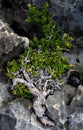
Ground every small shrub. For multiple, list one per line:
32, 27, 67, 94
6, 2, 73, 98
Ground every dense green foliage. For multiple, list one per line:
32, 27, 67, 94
6, 2, 73, 98
12, 83, 33, 99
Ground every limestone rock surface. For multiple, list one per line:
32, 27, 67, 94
0, 0, 83, 37
49, 0, 83, 37
64, 36, 83, 70
0, 20, 29, 66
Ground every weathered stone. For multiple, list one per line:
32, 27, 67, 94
0, 98, 55, 130
64, 37, 83, 71
70, 85, 83, 113
76, 36, 83, 47
1, 0, 47, 23
46, 91, 61, 124
46, 84, 76, 129
49, 0, 83, 38
0, 81, 13, 107
46, 78, 82, 129
69, 113, 83, 130
69, 85, 83, 130
0, 114, 16, 130
0, 19, 29, 66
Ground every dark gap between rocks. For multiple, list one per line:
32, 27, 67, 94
67, 71, 81, 88
76, 58, 80, 63
79, 6, 83, 13
2, 0, 11, 8
10, 20, 43, 40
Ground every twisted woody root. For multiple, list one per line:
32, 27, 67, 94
12, 69, 62, 126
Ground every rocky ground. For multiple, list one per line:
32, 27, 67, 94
0, 0, 83, 130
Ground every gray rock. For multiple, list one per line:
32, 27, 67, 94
46, 91, 62, 123
0, 82, 13, 107
69, 113, 83, 130
0, 0, 47, 23
70, 85, 83, 113
49, 0, 83, 37
76, 36, 83, 47
0, 19, 29, 66
0, 98, 55, 130
46, 84, 76, 129
68, 85, 83, 130
0, 114, 16, 130
46, 84, 83, 130
64, 36, 83, 71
